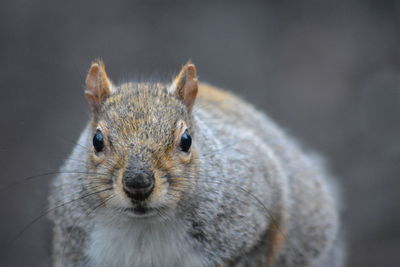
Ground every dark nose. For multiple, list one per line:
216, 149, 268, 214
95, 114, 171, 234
123, 171, 155, 201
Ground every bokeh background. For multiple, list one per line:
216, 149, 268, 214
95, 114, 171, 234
0, 0, 399, 266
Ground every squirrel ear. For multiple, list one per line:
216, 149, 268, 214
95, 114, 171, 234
85, 60, 113, 109
168, 62, 198, 111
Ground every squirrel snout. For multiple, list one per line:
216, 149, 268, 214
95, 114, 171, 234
122, 170, 155, 201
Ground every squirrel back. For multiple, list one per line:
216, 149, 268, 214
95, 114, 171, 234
49, 61, 344, 267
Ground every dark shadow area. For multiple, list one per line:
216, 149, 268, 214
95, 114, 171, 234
0, 0, 399, 266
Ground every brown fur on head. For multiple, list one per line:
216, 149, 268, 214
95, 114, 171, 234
84, 60, 199, 217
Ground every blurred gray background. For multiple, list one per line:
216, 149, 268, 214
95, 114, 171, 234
0, 0, 399, 266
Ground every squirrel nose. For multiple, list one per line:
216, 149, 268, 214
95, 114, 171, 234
122, 172, 155, 201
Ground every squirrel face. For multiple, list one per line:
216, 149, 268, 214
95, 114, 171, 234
84, 61, 199, 218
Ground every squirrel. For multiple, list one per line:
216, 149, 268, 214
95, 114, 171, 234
49, 60, 345, 267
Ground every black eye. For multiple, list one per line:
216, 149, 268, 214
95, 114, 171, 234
93, 129, 105, 153
180, 129, 192, 153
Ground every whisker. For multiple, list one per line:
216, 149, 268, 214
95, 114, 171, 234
0, 170, 112, 193
11, 187, 113, 244
61, 194, 116, 266
174, 175, 304, 258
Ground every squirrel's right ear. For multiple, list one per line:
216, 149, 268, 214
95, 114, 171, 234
85, 60, 114, 110
168, 62, 198, 112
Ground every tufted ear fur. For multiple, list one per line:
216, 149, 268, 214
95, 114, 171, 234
85, 60, 114, 111
168, 62, 198, 111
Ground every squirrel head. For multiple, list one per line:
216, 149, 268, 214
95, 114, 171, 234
84, 60, 199, 218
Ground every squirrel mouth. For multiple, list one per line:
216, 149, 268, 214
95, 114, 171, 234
123, 205, 156, 218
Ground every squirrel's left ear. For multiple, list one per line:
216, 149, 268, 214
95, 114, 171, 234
85, 60, 114, 111
168, 62, 198, 111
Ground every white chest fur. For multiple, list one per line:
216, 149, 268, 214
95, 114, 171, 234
87, 213, 208, 267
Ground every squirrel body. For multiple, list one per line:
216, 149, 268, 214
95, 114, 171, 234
49, 62, 344, 267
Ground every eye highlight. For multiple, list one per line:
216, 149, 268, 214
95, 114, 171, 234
180, 129, 192, 153
93, 129, 105, 153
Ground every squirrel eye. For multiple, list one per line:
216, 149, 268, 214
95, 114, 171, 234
93, 129, 105, 153
180, 130, 192, 153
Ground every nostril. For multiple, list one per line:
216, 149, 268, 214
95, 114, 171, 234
125, 174, 152, 189
123, 173, 155, 200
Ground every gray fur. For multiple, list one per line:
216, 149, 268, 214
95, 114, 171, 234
49, 81, 344, 267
